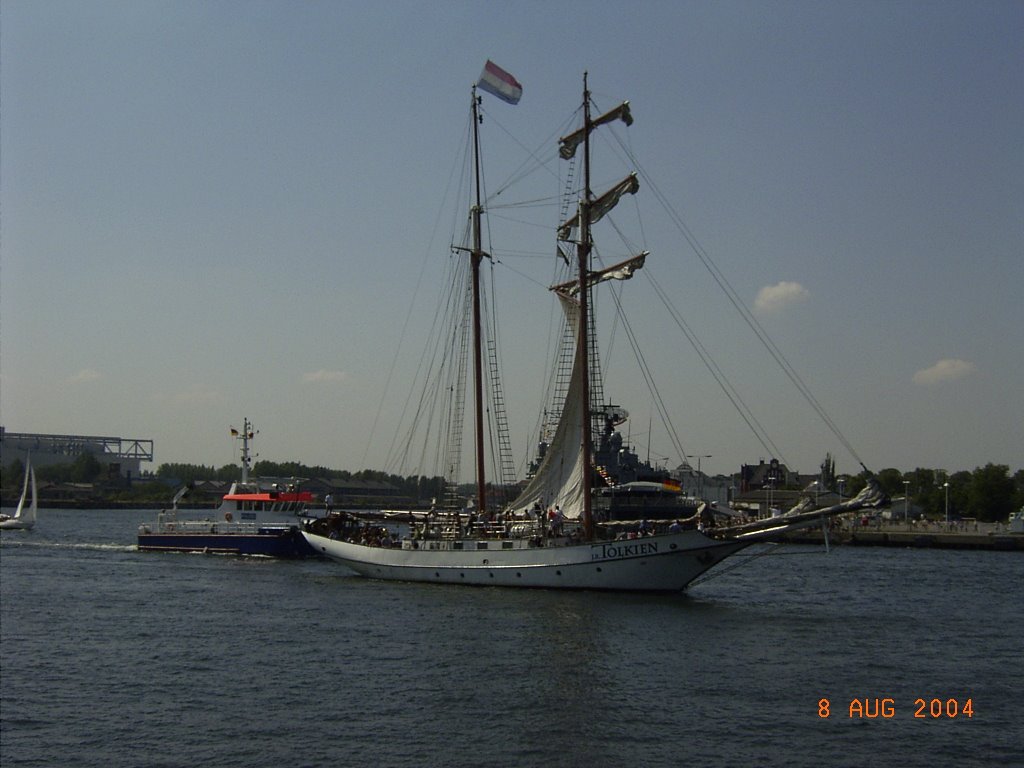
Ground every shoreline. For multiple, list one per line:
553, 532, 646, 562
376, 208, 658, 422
784, 524, 1023, 551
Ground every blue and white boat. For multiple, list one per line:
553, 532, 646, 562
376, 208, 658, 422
137, 420, 316, 558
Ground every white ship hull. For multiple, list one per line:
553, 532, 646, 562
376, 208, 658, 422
303, 530, 748, 592
0, 518, 35, 530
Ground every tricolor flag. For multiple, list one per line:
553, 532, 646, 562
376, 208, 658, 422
477, 60, 522, 105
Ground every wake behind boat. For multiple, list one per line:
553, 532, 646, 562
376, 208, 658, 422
0, 456, 37, 531
138, 420, 316, 558
304, 67, 884, 591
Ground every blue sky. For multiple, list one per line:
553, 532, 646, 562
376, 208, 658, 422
2, 0, 1021, 480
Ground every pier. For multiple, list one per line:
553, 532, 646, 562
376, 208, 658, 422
784, 521, 1023, 551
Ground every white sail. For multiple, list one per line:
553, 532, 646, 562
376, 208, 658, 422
507, 294, 588, 519
550, 252, 647, 296
558, 101, 633, 159
513, 252, 649, 518
16, 460, 37, 525
23, 465, 37, 525
557, 173, 640, 242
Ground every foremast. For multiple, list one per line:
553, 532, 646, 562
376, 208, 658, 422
470, 87, 488, 516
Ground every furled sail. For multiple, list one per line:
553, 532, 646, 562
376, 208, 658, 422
507, 294, 588, 519
558, 101, 633, 159
551, 252, 648, 296
557, 173, 640, 241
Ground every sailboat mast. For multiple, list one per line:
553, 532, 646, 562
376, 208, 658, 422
578, 74, 594, 539
470, 88, 488, 515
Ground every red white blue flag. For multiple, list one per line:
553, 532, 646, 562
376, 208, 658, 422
477, 60, 522, 105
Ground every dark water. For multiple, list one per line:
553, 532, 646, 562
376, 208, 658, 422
1, 509, 1021, 767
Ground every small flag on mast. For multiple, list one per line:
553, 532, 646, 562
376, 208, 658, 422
477, 60, 522, 105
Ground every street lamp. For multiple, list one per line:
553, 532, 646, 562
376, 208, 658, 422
686, 454, 712, 499
903, 480, 910, 526
837, 478, 845, 504
811, 480, 820, 506
944, 482, 950, 526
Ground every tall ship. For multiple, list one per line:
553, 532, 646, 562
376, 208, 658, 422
304, 66, 883, 590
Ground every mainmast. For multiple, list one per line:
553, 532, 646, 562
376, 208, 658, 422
470, 88, 488, 516
577, 74, 595, 539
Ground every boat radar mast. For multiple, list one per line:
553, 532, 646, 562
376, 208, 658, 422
231, 418, 257, 485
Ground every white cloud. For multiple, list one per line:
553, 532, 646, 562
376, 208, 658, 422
913, 358, 976, 386
303, 369, 348, 383
754, 281, 809, 313
68, 368, 102, 384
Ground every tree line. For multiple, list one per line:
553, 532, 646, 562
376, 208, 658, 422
5, 453, 108, 485
153, 461, 447, 502
0, 457, 447, 504
868, 464, 1022, 523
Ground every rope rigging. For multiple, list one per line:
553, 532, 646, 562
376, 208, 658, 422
374, 89, 872, 498
608, 130, 870, 474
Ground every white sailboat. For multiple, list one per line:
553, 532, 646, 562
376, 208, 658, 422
1, 458, 38, 531
304, 69, 883, 591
